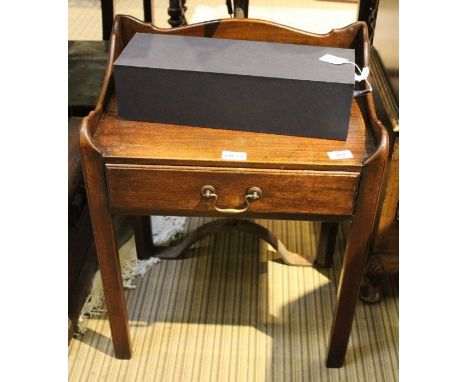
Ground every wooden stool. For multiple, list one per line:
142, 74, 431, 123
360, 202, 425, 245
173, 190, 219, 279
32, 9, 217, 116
80, 15, 388, 368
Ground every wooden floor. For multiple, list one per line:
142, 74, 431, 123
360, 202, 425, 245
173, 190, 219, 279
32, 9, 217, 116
68, 217, 398, 381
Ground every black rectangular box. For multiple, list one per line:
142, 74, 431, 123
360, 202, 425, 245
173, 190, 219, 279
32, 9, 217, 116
114, 33, 355, 140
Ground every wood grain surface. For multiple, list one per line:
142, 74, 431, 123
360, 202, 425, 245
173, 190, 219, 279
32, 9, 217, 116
95, 97, 374, 172
106, 164, 360, 217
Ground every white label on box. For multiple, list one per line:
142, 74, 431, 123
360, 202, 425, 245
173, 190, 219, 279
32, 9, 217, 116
327, 150, 354, 160
221, 150, 247, 161
319, 54, 350, 65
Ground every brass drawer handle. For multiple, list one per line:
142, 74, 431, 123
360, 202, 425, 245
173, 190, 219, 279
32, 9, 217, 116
201, 185, 262, 214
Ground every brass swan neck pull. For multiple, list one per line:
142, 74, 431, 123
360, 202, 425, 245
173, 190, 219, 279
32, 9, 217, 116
201, 185, 262, 214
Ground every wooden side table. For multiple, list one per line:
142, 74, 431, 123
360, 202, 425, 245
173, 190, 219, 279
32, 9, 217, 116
80, 15, 389, 368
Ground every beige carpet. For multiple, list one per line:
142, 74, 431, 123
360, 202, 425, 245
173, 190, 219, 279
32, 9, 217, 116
68, 217, 398, 381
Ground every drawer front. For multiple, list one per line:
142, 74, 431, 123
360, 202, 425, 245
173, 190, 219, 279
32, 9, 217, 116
106, 164, 359, 217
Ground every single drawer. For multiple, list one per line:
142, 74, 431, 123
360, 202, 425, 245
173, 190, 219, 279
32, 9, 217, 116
106, 164, 360, 217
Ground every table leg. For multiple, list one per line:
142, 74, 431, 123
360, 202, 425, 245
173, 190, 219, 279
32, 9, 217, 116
314, 222, 338, 268
94, 210, 131, 359
81, 134, 132, 359
325, 153, 387, 367
325, 211, 372, 367
133, 216, 154, 260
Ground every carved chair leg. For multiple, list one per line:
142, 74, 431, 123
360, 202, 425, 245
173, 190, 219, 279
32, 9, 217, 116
233, 0, 249, 18
314, 222, 338, 268
168, 0, 186, 27
133, 215, 154, 260
360, 253, 399, 304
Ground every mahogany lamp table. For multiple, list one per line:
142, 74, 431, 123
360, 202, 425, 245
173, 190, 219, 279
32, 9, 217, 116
80, 15, 389, 368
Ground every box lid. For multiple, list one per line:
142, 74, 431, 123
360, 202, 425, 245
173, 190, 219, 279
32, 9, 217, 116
114, 33, 355, 85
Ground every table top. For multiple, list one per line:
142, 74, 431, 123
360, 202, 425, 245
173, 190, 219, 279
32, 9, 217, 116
94, 96, 375, 172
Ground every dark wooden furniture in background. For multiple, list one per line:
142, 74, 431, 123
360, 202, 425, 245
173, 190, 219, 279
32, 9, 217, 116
80, 15, 388, 367
228, 0, 250, 18
167, 0, 188, 26
69, 41, 109, 117
357, 0, 380, 42
101, 0, 190, 38
101, 0, 115, 40
358, 0, 399, 303
143, 0, 153, 23
73, 0, 245, 115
